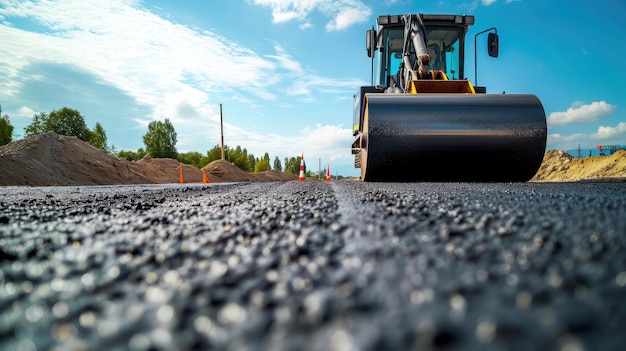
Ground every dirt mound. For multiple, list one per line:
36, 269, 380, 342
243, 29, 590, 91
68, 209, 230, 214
532, 149, 626, 182
0, 132, 298, 186
0, 132, 152, 186
133, 156, 203, 183
260, 169, 299, 181
200, 159, 254, 183
200, 160, 296, 183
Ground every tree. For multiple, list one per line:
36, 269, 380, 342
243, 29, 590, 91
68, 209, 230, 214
178, 151, 209, 169
273, 156, 282, 171
117, 148, 146, 161
229, 145, 250, 171
24, 112, 47, 138
248, 154, 256, 172
0, 105, 14, 146
143, 118, 177, 159
251, 152, 277, 173
284, 155, 303, 174
23, 107, 109, 151
254, 158, 271, 173
89, 122, 108, 151
206, 144, 223, 163
25, 107, 91, 141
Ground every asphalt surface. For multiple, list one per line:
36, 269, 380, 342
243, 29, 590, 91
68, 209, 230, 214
1, 180, 625, 351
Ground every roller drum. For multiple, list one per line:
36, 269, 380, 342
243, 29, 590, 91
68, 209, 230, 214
360, 94, 547, 182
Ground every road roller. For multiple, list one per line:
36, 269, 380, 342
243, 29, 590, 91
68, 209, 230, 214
352, 14, 547, 181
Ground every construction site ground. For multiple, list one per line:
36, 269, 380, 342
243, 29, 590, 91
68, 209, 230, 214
0, 132, 624, 186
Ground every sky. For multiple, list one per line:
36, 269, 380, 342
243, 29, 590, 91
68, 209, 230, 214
1, 0, 625, 176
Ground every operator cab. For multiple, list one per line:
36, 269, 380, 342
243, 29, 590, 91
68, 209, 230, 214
366, 14, 474, 90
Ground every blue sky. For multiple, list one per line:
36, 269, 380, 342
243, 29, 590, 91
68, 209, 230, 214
1, 0, 624, 176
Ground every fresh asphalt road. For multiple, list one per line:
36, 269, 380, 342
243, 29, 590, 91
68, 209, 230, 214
1, 181, 625, 351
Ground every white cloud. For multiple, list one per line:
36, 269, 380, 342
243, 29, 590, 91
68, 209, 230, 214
460, 0, 520, 11
0, 1, 279, 110
0, 1, 363, 122
547, 122, 626, 151
591, 122, 626, 140
547, 101, 616, 126
252, 0, 371, 31
265, 45, 304, 75
548, 133, 587, 144
15, 106, 36, 119
221, 122, 354, 168
325, 5, 371, 31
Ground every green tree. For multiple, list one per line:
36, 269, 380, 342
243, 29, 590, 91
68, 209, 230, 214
206, 144, 224, 163
248, 154, 256, 172
117, 148, 146, 161
23, 107, 108, 150
273, 156, 282, 171
254, 158, 271, 173
25, 107, 91, 141
284, 156, 303, 174
24, 112, 46, 138
89, 122, 108, 151
178, 151, 209, 169
143, 118, 177, 159
284, 157, 295, 174
0, 106, 14, 145
229, 145, 249, 171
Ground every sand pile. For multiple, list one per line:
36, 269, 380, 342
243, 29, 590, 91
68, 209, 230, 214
133, 156, 203, 183
0, 132, 297, 186
200, 160, 297, 183
532, 149, 626, 182
0, 132, 152, 186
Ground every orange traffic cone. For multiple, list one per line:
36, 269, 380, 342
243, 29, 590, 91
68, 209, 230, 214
299, 153, 305, 182
326, 164, 331, 181
203, 172, 211, 184
179, 163, 184, 184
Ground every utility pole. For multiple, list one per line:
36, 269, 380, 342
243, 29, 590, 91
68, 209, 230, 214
220, 103, 225, 160
318, 158, 321, 180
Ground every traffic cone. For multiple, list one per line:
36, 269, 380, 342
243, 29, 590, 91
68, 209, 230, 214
203, 171, 211, 184
299, 153, 305, 182
179, 163, 184, 184
326, 164, 331, 181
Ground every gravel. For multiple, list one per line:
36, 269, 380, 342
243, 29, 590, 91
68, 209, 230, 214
1, 181, 625, 351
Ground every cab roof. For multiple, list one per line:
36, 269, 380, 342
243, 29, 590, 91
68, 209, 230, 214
377, 14, 475, 27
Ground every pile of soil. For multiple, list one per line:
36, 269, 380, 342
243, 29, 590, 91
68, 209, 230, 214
133, 156, 203, 183
531, 149, 626, 182
0, 132, 152, 186
0, 132, 297, 186
200, 160, 297, 183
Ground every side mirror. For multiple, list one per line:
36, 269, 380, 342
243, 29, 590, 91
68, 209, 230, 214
366, 29, 376, 58
488, 32, 499, 58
